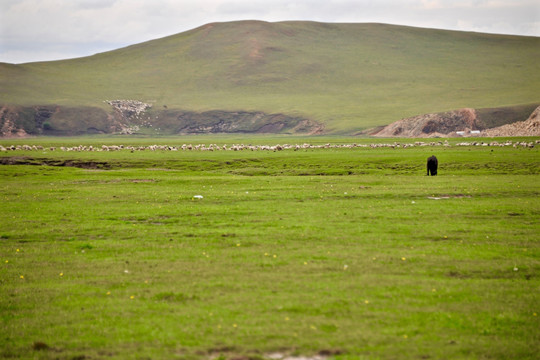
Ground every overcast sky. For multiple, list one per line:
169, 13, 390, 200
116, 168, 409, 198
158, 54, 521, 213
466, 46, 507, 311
0, 0, 538, 64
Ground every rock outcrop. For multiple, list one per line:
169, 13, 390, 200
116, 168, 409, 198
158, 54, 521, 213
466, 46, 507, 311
171, 110, 324, 135
370, 105, 540, 138
371, 108, 479, 138
0, 105, 111, 137
105, 100, 152, 120
0, 106, 28, 137
0, 101, 324, 137
481, 106, 540, 137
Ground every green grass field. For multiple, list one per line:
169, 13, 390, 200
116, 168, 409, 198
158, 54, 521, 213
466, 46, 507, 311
1, 136, 539, 359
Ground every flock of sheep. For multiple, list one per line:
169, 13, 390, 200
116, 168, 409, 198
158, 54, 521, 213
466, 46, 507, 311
0, 140, 538, 153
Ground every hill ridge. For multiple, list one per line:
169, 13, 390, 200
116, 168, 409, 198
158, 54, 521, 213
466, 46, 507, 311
1, 21, 539, 136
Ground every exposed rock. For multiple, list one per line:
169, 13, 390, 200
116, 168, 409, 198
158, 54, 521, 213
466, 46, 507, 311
0, 106, 28, 137
105, 100, 152, 119
370, 105, 540, 138
105, 100, 152, 134
0, 109, 20, 137
102, 101, 324, 135
371, 108, 479, 138
0, 105, 112, 137
168, 110, 324, 134
0, 101, 323, 136
481, 106, 540, 137
34, 107, 54, 129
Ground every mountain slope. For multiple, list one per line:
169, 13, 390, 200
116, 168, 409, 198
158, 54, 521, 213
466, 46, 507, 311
1, 21, 539, 135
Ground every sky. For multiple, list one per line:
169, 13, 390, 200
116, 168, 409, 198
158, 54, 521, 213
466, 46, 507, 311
0, 0, 538, 64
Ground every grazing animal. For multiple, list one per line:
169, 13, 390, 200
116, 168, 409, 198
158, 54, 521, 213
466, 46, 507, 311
427, 155, 438, 176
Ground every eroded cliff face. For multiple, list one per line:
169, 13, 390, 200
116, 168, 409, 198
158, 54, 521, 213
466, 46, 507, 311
0, 101, 324, 137
369, 105, 540, 138
0, 105, 112, 137
2, 100, 537, 138
0, 107, 28, 137
371, 108, 480, 138
481, 106, 540, 137
160, 109, 324, 135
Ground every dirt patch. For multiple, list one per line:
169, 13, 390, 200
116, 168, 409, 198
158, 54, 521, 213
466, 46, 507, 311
266, 350, 342, 360
130, 179, 157, 183
206, 349, 338, 360
0, 156, 111, 169
427, 194, 472, 200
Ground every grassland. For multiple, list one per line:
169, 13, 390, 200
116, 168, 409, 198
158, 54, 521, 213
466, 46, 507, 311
0, 136, 539, 359
1, 21, 539, 133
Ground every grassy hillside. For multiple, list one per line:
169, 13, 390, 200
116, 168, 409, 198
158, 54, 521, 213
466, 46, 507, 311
1, 21, 539, 134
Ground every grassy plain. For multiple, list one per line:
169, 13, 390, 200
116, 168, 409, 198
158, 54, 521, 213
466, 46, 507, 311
1, 137, 539, 360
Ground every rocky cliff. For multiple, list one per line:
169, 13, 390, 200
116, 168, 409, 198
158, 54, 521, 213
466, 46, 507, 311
370, 108, 478, 138
0, 100, 323, 137
481, 106, 540, 137
159, 109, 324, 135
369, 104, 540, 138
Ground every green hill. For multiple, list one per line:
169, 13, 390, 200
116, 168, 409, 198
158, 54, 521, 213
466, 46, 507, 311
1, 21, 539, 135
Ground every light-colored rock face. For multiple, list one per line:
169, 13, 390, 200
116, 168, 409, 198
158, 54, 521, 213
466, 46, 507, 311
105, 100, 152, 119
371, 106, 540, 138
481, 106, 540, 137
371, 108, 479, 138
0, 106, 27, 137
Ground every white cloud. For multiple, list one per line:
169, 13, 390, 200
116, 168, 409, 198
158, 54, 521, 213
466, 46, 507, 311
420, 0, 539, 9
1, 0, 538, 63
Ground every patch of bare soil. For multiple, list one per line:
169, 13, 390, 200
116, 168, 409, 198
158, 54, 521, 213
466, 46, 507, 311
0, 156, 111, 169
206, 348, 341, 360
130, 179, 157, 183
265, 350, 342, 360
428, 194, 472, 200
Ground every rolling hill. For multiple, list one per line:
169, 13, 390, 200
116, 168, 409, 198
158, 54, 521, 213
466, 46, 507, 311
1, 20, 539, 136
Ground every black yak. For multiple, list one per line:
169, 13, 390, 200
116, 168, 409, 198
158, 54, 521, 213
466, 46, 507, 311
427, 155, 438, 176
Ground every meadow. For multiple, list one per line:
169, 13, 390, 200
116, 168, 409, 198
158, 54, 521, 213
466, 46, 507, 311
1, 136, 539, 360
